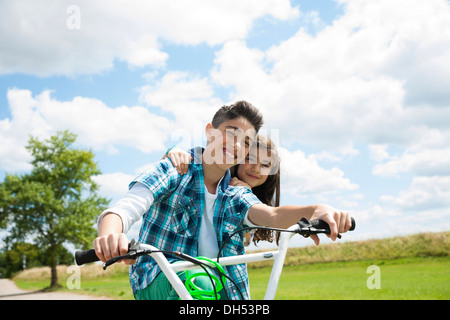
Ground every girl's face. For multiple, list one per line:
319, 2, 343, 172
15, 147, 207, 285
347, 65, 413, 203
236, 150, 272, 188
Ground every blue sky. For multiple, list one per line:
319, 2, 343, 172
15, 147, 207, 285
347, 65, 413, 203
1, 0, 450, 248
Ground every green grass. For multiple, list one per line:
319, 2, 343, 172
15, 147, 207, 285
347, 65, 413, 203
13, 263, 135, 300
248, 256, 450, 300
13, 276, 134, 300
68, 274, 134, 299
12, 232, 450, 300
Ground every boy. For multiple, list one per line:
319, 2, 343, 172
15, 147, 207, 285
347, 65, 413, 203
95, 101, 352, 299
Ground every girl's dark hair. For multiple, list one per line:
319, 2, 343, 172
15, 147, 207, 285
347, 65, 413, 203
251, 169, 281, 245
231, 135, 282, 245
211, 101, 264, 133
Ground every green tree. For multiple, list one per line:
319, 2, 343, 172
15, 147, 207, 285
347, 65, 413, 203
0, 131, 109, 288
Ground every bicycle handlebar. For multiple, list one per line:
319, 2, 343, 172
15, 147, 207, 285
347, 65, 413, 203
74, 217, 356, 266
74, 239, 139, 266
297, 217, 356, 239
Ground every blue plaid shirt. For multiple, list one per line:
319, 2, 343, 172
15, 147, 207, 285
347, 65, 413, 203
129, 147, 261, 300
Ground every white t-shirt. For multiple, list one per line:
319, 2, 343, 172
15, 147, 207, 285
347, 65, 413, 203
198, 183, 220, 258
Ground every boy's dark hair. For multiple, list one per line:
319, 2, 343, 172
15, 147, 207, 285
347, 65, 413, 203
212, 101, 264, 133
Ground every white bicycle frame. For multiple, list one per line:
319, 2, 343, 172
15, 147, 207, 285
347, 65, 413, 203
138, 223, 300, 300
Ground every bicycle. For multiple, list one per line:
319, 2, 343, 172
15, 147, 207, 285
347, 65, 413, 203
75, 217, 356, 300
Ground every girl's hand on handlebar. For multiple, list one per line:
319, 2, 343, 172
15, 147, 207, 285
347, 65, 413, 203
93, 232, 136, 265
310, 204, 352, 245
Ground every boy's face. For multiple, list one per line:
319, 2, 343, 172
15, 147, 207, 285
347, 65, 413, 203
204, 117, 257, 170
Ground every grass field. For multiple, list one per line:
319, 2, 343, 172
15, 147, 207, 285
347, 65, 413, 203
13, 263, 135, 300
11, 232, 450, 300
248, 257, 449, 300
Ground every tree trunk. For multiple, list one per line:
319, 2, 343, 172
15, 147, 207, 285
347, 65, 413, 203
50, 262, 58, 288
50, 242, 59, 288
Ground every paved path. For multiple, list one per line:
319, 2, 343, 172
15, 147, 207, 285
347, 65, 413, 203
0, 279, 111, 300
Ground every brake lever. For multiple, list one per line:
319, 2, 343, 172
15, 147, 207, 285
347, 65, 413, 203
102, 239, 150, 270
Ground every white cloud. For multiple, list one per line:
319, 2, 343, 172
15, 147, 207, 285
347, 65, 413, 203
369, 144, 390, 162
139, 71, 225, 148
140, 71, 222, 120
353, 205, 402, 224
351, 204, 450, 240
0, 89, 51, 172
37, 90, 174, 154
0, 0, 299, 76
93, 162, 161, 200
373, 148, 450, 177
373, 127, 450, 177
123, 34, 169, 68
0, 88, 174, 172
278, 147, 358, 197
93, 172, 135, 199
395, 208, 450, 233
211, 0, 450, 157
334, 193, 364, 208
381, 176, 450, 211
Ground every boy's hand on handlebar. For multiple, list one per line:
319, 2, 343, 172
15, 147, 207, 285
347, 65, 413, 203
310, 204, 352, 245
93, 233, 135, 265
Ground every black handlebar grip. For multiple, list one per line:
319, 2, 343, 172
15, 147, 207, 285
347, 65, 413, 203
75, 249, 100, 266
310, 217, 356, 232
309, 219, 331, 232
349, 217, 356, 231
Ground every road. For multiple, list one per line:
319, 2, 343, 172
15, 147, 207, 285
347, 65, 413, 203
0, 279, 111, 300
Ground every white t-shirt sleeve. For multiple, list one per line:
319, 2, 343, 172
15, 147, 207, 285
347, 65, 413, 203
236, 187, 262, 228
244, 211, 258, 228
97, 182, 154, 234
